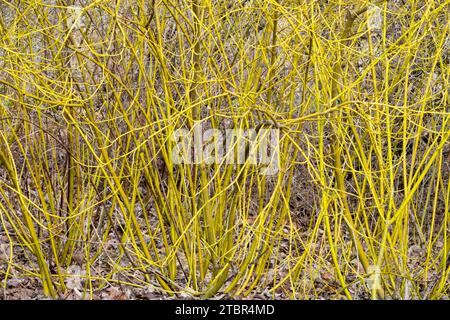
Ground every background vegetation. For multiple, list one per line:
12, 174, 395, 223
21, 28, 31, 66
0, 0, 449, 299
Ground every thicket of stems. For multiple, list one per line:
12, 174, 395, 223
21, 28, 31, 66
0, 0, 448, 299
